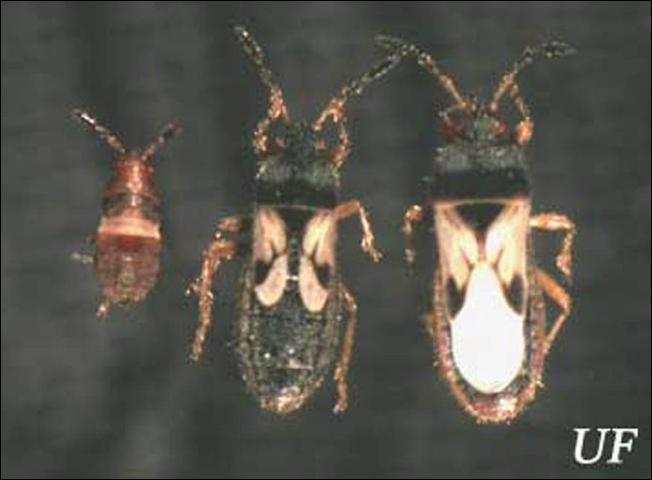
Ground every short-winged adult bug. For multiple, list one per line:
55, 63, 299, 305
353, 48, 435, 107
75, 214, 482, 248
186, 26, 401, 414
378, 36, 577, 423
70, 109, 181, 318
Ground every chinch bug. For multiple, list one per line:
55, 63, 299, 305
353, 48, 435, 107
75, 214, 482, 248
187, 26, 401, 414
71, 109, 181, 318
378, 36, 577, 423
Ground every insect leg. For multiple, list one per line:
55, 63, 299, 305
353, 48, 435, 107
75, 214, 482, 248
334, 200, 382, 262
333, 283, 358, 414
71, 251, 94, 265
536, 268, 572, 354
71, 235, 95, 265
71, 240, 112, 318
69, 109, 126, 155
401, 204, 426, 268
187, 215, 244, 361
96, 298, 111, 319
530, 212, 576, 280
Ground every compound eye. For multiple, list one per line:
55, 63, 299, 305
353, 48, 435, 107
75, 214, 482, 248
514, 120, 533, 146
314, 117, 339, 151
437, 116, 465, 140
492, 119, 507, 136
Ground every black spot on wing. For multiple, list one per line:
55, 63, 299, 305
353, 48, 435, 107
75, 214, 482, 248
503, 274, 525, 314
446, 277, 466, 317
315, 263, 331, 287
255, 260, 272, 286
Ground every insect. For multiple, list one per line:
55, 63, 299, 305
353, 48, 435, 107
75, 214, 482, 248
377, 36, 577, 423
70, 109, 181, 318
187, 26, 401, 414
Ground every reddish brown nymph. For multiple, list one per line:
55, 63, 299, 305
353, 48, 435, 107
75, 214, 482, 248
70, 109, 181, 318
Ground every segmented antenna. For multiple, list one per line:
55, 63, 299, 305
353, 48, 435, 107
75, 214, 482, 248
375, 35, 472, 114
70, 109, 126, 155
314, 52, 402, 129
142, 123, 182, 160
489, 41, 575, 114
327, 53, 402, 110
233, 25, 289, 156
233, 26, 285, 101
312, 51, 402, 168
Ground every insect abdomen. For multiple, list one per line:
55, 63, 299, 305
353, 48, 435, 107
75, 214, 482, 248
94, 233, 161, 303
235, 259, 341, 414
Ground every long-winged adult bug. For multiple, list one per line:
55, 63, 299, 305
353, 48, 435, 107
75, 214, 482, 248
186, 26, 401, 414
70, 109, 181, 318
377, 36, 577, 423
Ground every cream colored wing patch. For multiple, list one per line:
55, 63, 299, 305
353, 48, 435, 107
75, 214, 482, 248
434, 204, 479, 291
298, 256, 329, 312
253, 207, 288, 306
255, 254, 288, 307
486, 200, 530, 288
253, 207, 287, 263
300, 210, 337, 312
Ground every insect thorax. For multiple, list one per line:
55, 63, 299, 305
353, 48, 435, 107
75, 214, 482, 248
255, 152, 339, 207
431, 141, 531, 201
103, 154, 160, 221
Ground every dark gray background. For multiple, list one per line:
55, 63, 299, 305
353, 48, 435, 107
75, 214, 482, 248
2, 2, 650, 478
